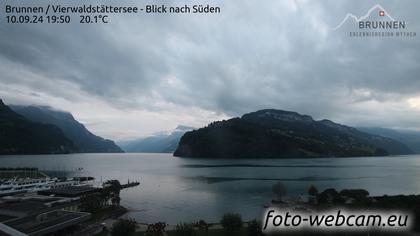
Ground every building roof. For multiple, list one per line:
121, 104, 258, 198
5, 210, 90, 236
0, 197, 75, 217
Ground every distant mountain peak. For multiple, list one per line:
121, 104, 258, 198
120, 125, 194, 153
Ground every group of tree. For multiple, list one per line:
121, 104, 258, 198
272, 181, 287, 202
145, 222, 167, 236
103, 179, 122, 206
111, 218, 137, 236
107, 213, 263, 236
80, 179, 122, 213
307, 185, 370, 205
171, 214, 262, 236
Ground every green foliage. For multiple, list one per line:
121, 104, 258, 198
145, 222, 166, 236
195, 220, 210, 232
308, 185, 318, 196
103, 179, 122, 206
80, 193, 104, 212
247, 219, 263, 236
173, 223, 198, 236
11, 104, 123, 153
272, 181, 287, 201
220, 213, 243, 232
339, 189, 369, 199
174, 109, 399, 158
0, 100, 77, 154
111, 218, 136, 236
104, 179, 122, 191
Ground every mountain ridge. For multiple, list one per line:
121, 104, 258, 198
11, 105, 123, 153
120, 125, 194, 153
0, 99, 77, 155
359, 127, 420, 154
174, 109, 413, 158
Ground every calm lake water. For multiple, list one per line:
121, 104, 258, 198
1, 153, 420, 223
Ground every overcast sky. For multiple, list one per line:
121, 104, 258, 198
1, 0, 419, 140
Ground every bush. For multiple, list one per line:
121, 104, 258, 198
308, 185, 318, 196
272, 181, 287, 201
339, 189, 369, 199
221, 213, 243, 232
247, 219, 263, 236
111, 218, 136, 236
174, 223, 198, 236
145, 222, 166, 236
195, 220, 210, 233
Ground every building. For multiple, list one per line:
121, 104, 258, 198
1, 210, 90, 236
0, 190, 97, 236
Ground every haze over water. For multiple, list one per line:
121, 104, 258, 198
1, 153, 420, 223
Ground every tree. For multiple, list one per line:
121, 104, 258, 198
111, 195, 121, 206
221, 213, 243, 233
103, 179, 122, 194
339, 189, 369, 199
247, 219, 263, 236
308, 185, 318, 196
174, 223, 198, 236
272, 181, 287, 202
111, 218, 136, 236
103, 179, 122, 206
145, 222, 166, 236
80, 193, 103, 212
196, 220, 210, 234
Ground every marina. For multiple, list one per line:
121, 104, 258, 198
0, 168, 94, 197
2, 153, 420, 224
0, 165, 140, 235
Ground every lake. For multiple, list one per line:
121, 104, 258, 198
1, 153, 420, 223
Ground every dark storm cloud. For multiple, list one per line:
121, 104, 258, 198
1, 0, 420, 133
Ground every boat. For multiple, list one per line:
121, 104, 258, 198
0, 177, 94, 197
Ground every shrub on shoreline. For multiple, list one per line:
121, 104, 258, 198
174, 223, 198, 236
111, 218, 136, 236
221, 213, 243, 233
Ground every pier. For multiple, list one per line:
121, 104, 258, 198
121, 181, 140, 189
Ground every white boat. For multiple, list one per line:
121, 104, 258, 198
0, 178, 50, 196
0, 177, 93, 197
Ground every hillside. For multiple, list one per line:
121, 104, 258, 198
359, 127, 420, 154
174, 109, 413, 158
11, 105, 123, 153
0, 99, 77, 155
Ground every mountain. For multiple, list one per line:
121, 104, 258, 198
359, 127, 420, 154
11, 105, 123, 153
174, 109, 413, 158
0, 99, 77, 154
120, 126, 194, 153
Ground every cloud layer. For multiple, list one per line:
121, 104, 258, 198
1, 0, 419, 139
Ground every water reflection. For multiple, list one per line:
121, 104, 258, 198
1, 153, 420, 223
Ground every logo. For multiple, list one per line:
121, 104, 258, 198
379, 10, 385, 17
330, 4, 416, 38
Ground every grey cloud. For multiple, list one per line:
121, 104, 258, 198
1, 0, 420, 134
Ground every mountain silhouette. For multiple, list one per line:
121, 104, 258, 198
174, 109, 413, 158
